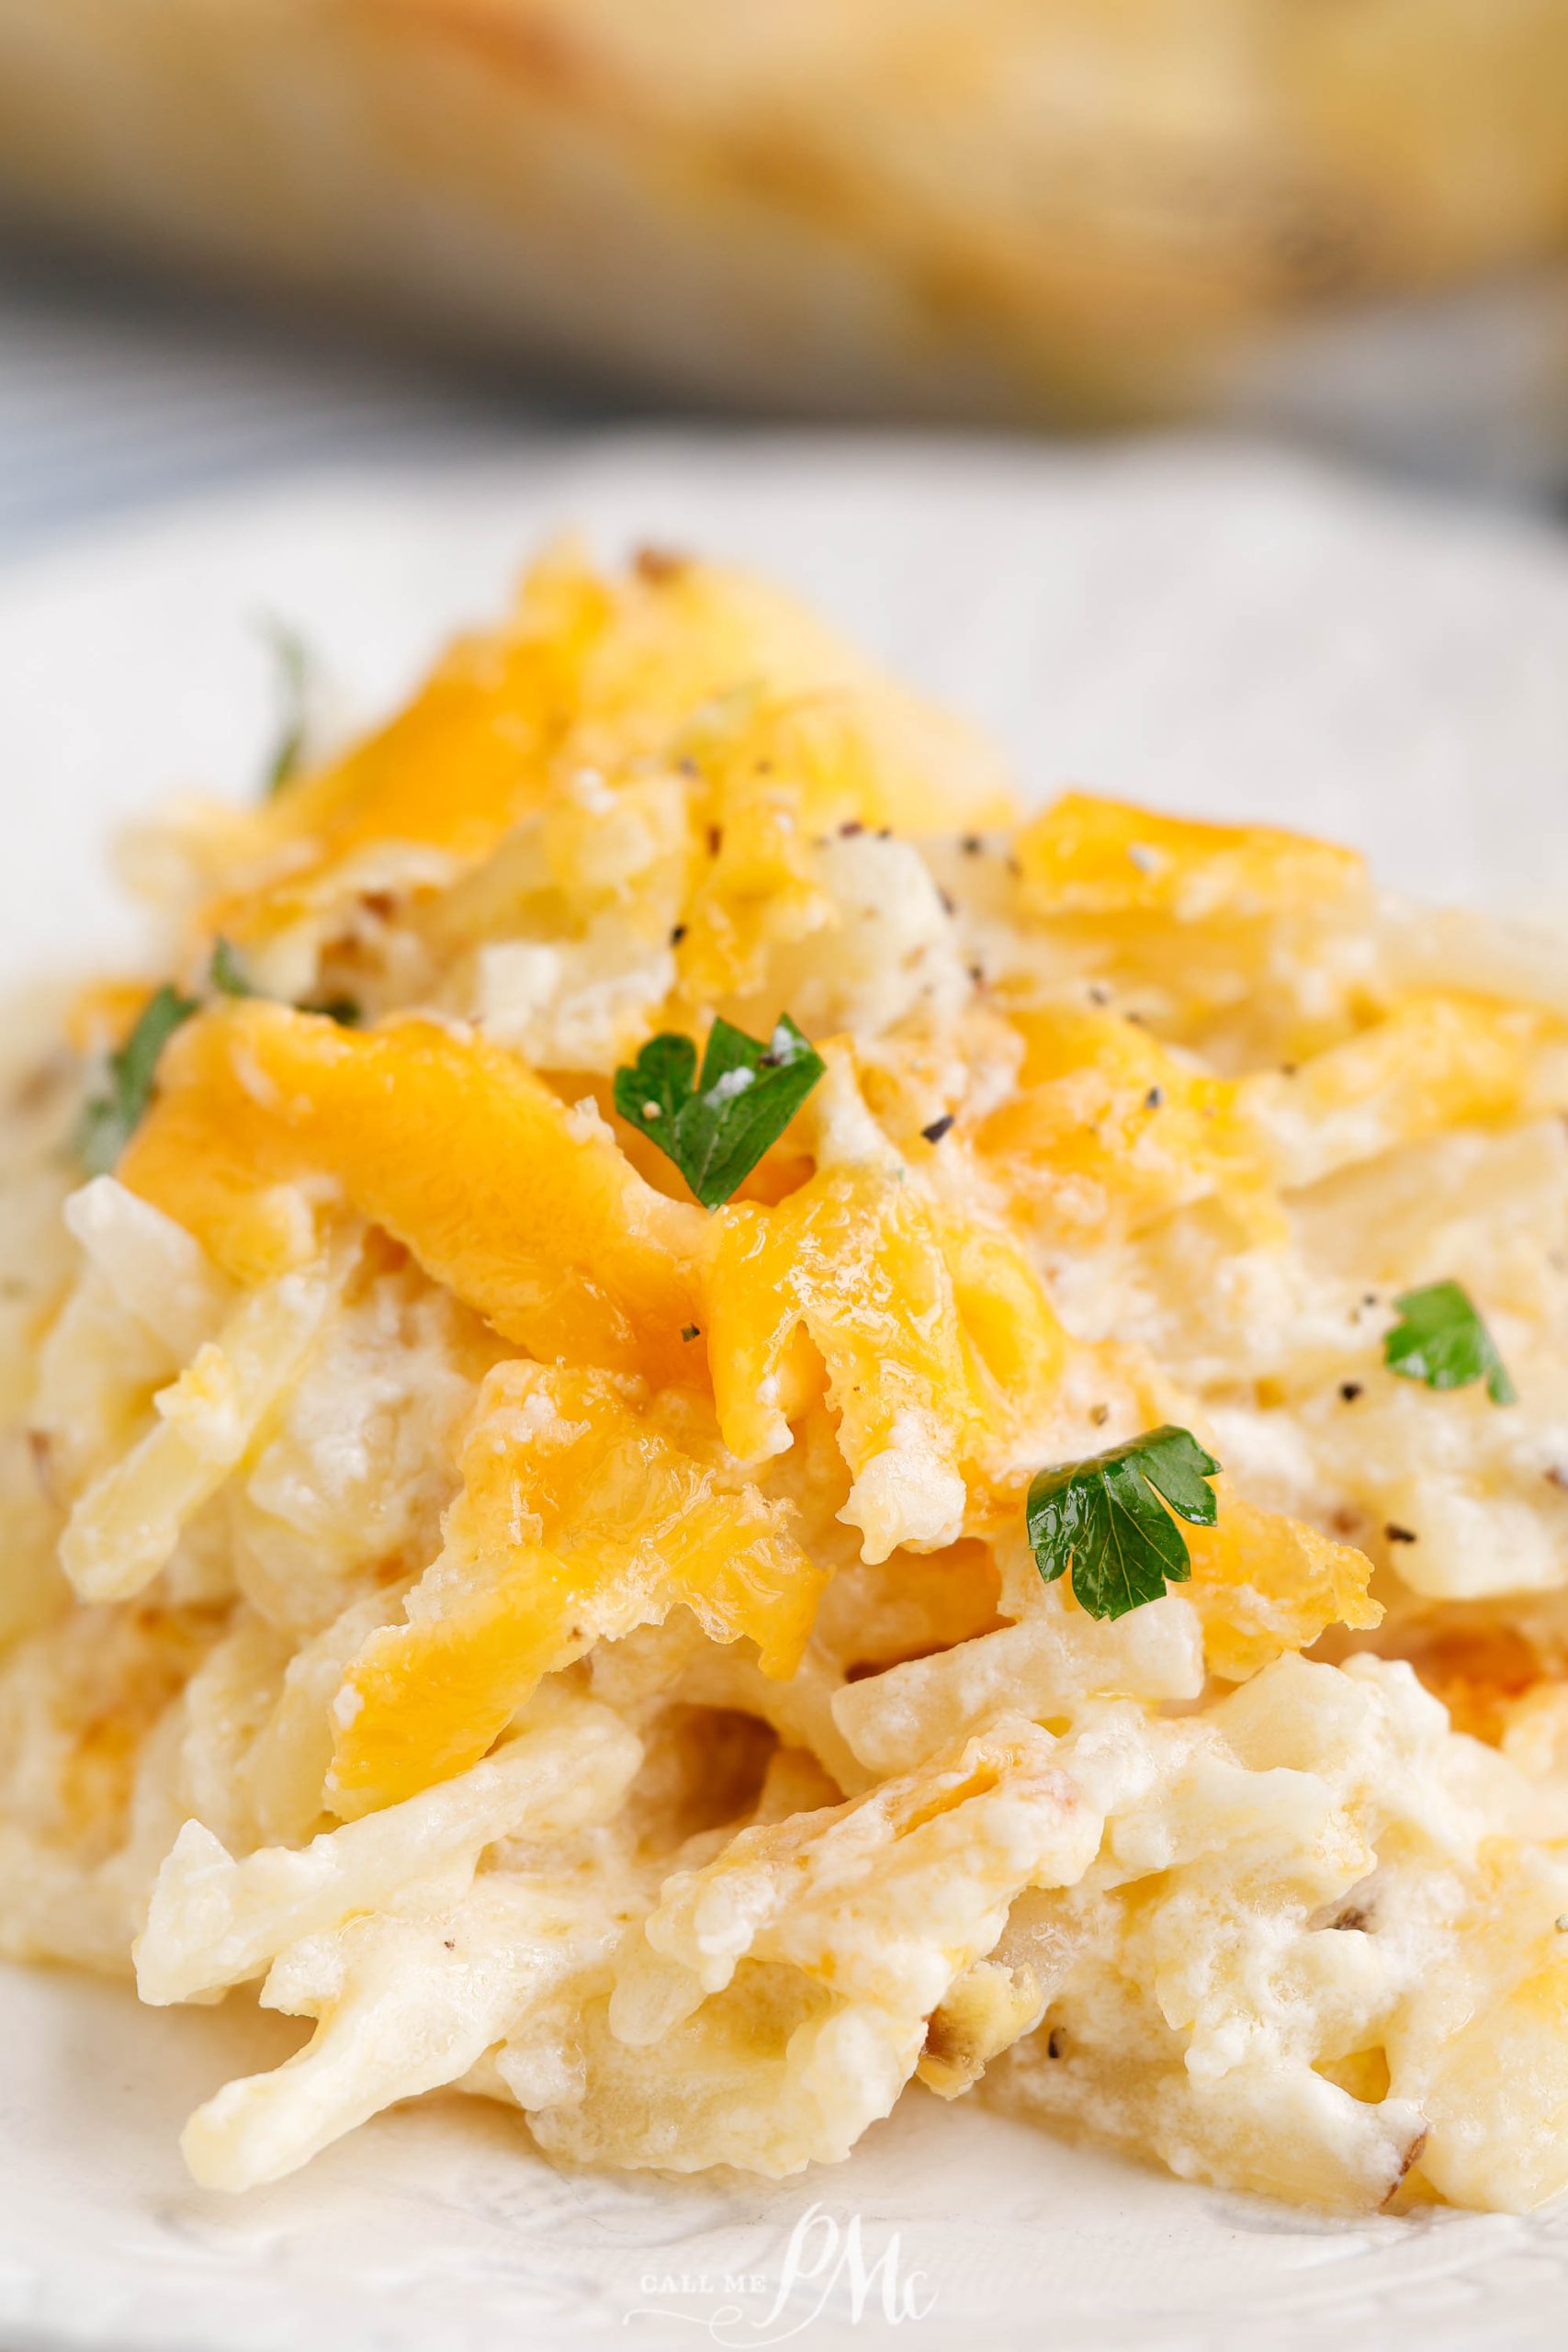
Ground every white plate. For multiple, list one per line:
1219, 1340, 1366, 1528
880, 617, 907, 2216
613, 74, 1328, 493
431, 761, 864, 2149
5, 435, 1568, 2352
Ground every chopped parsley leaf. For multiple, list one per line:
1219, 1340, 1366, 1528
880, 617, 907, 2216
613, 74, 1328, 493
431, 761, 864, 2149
75, 939, 368, 1175
257, 616, 315, 797
75, 984, 197, 1175
1026, 1424, 1221, 1621
1383, 1280, 1516, 1406
210, 938, 359, 1026
209, 936, 252, 997
613, 1014, 824, 1208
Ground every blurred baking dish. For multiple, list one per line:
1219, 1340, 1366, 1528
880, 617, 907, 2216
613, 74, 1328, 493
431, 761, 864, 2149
0, 0, 1566, 444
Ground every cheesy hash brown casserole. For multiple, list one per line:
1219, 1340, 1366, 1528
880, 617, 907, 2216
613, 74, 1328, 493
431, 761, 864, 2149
6, 543, 1568, 2215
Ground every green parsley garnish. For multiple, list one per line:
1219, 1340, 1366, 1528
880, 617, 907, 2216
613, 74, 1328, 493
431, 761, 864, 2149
209, 936, 252, 997
75, 984, 198, 1176
305, 995, 363, 1027
74, 943, 367, 1176
613, 1015, 825, 1209
257, 616, 314, 797
1026, 1424, 1221, 1621
1383, 1280, 1517, 1406
208, 939, 360, 1025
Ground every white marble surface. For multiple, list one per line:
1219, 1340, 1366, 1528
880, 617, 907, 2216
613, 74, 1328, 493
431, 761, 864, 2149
5, 437, 1568, 2350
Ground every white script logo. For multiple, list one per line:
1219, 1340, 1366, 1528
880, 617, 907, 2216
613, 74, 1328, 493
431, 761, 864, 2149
627, 2200, 936, 2344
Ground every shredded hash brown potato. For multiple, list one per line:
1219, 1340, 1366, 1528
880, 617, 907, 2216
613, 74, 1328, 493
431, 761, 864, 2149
8, 540, 1568, 2213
